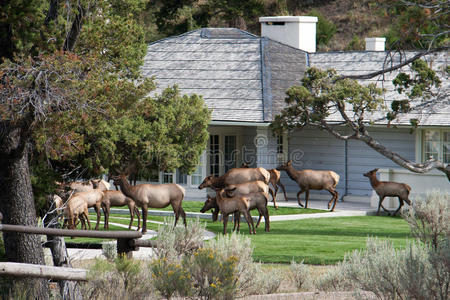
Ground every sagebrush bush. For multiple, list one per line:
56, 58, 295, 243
152, 217, 205, 263
150, 258, 192, 299
402, 191, 449, 249
319, 192, 450, 300
102, 242, 117, 261
183, 247, 237, 299
287, 259, 310, 290
81, 256, 154, 300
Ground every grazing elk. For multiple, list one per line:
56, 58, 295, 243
102, 190, 141, 230
201, 192, 270, 232
112, 174, 186, 233
241, 163, 287, 208
204, 190, 255, 235
363, 168, 412, 216
276, 160, 340, 211
64, 194, 91, 230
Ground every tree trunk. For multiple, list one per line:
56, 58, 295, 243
0, 124, 50, 299
44, 196, 84, 300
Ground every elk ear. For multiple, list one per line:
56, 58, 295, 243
373, 168, 379, 172
287, 160, 292, 165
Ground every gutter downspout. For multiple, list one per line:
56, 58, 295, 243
343, 139, 348, 201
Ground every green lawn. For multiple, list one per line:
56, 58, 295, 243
80, 209, 412, 265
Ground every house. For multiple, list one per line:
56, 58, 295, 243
142, 16, 449, 207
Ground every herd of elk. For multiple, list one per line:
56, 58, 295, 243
50, 157, 413, 235
198, 166, 272, 234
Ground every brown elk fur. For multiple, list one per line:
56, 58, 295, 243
276, 160, 340, 211
363, 168, 412, 216
112, 174, 186, 233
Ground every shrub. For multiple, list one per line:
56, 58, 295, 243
307, 9, 337, 47
402, 191, 449, 249
152, 217, 205, 263
183, 248, 237, 299
314, 265, 349, 292
150, 258, 192, 299
81, 256, 154, 300
287, 259, 310, 290
102, 242, 117, 261
323, 192, 450, 300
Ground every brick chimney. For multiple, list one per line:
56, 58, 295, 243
259, 16, 318, 52
365, 37, 386, 51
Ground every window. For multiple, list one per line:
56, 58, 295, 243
209, 135, 220, 176
423, 129, 450, 163
276, 134, 287, 163
162, 172, 173, 183
177, 170, 187, 184
224, 135, 236, 173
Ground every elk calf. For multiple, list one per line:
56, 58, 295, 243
64, 195, 91, 230
206, 190, 255, 235
363, 168, 411, 216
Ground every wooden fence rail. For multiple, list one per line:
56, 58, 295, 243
0, 262, 87, 281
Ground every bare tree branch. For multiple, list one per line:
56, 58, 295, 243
338, 46, 448, 80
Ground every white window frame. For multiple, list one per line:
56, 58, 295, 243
416, 128, 450, 164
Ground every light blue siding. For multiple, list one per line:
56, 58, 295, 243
285, 126, 416, 197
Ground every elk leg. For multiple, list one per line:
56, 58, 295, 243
329, 190, 339, 212
297, 190, 305, 207
134, 207, 141, 231
233, 212, 240, 232
305, 190, 310, 209
94, 205, 101, 230
101, 203, 109, 230
376, 196, 386, 216
212, 208, 219, 222
179, 207, 187, 227
83, 209, 91, 230
392, 198, 404, 216
142, 205, 148, 233
127, 204, 134, 230
278, 182, 288, 201
243, 210, 255, 235
327, 189, 339, 211
268, 187, 278, 209
222, 213, 229, 234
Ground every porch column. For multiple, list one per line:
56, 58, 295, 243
255, 127, 277, 169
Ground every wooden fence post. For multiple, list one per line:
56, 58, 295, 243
117, 238, 138, 259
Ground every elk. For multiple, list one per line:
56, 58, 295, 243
102, 190, 140, 230
201, 192, 270, 232
64, 194, 91, 230
276, 160, 340, 211
203, 190, 255, 235
112, 174, 186, 233
363, 168, 412, 216
68, 180, 104, 230
198, 167, 270, 190
241, 163, 288, 208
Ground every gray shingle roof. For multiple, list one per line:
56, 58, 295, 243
143, 28, 448, 126
142, 28, 307, 123
309, 51, 449, 126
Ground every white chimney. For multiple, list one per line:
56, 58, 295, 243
259, 16, 318, 52
365, 37, 386, 51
